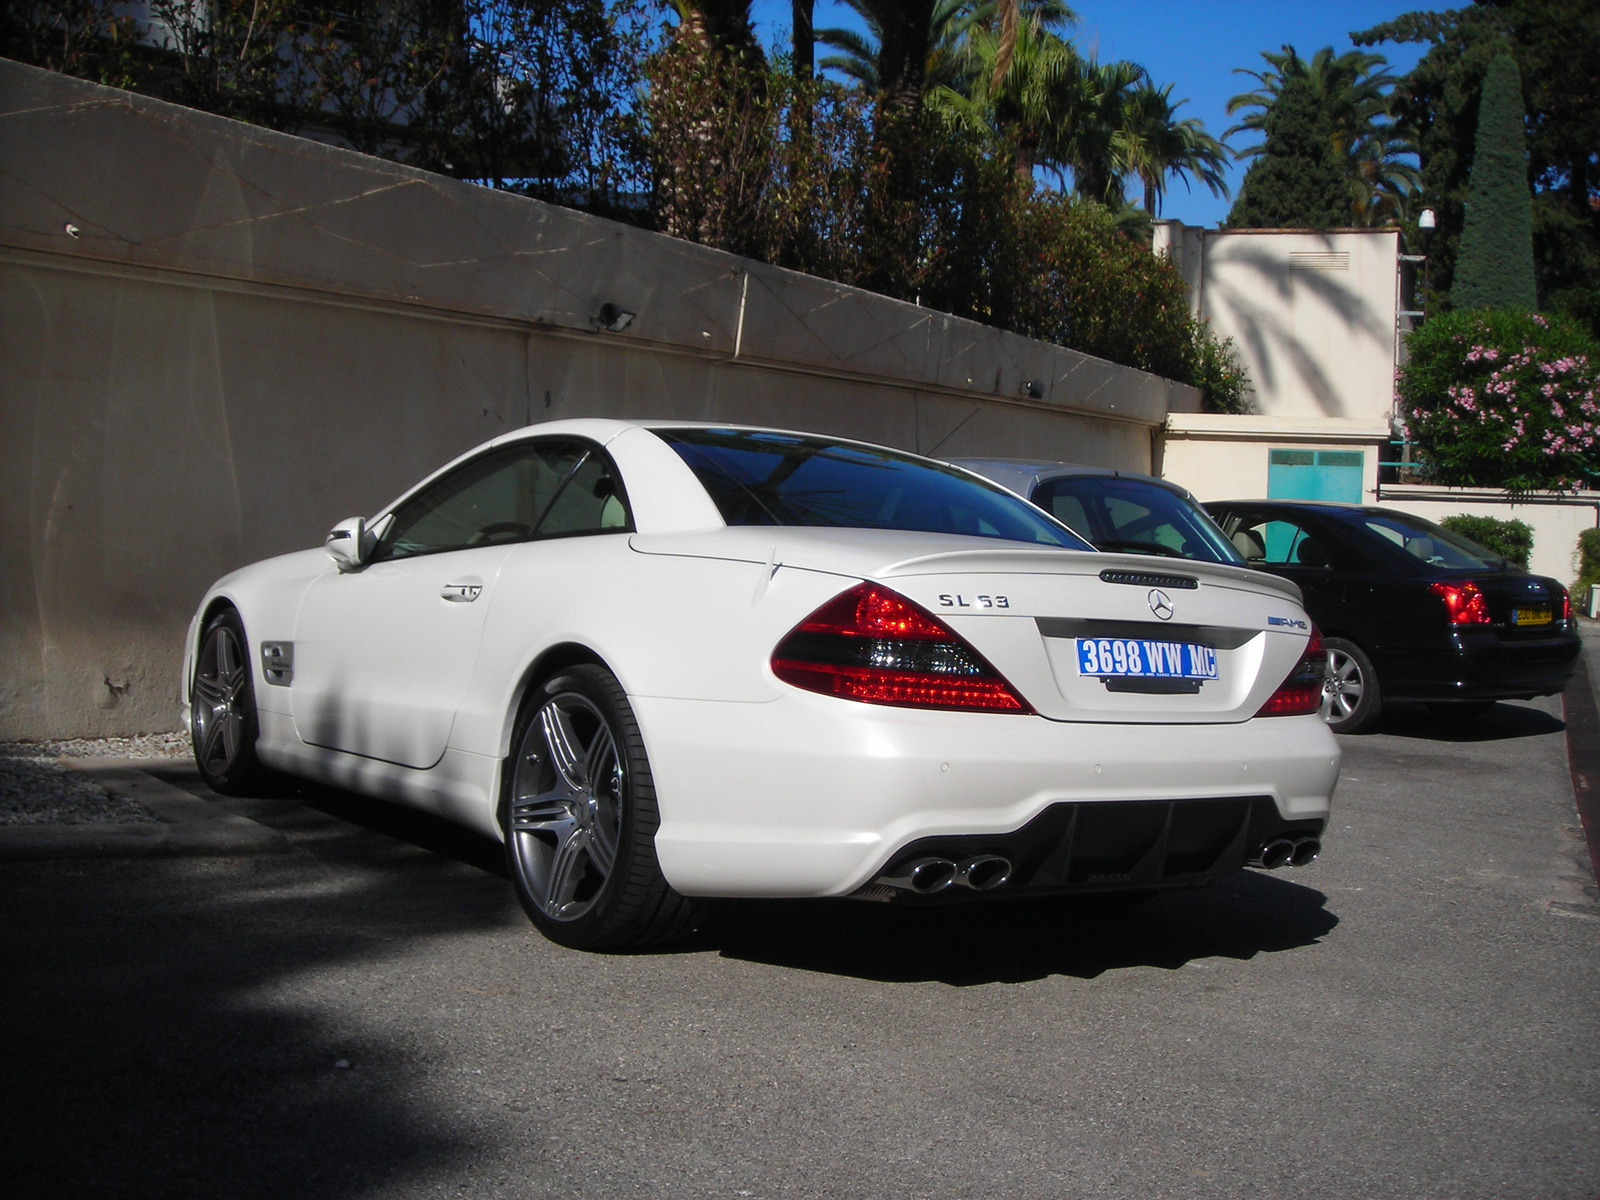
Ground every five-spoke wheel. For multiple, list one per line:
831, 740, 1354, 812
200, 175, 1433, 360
191, 609, 266, 793
503, 665, 698, 949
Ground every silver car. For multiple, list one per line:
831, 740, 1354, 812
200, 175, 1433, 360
949, 460, 1245, 566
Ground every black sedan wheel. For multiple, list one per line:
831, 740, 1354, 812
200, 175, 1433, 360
1322, 637, 1382, 734
191, 609, 268, 794
503, 665, 700, 950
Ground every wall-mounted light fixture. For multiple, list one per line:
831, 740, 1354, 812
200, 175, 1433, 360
1019, 380, 1042, 399
593, 302, 635, 333
1418, 209, 1436, 230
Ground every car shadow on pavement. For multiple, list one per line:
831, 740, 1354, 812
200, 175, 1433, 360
703, 870, 1337, 986
1365, 699, 1565, 743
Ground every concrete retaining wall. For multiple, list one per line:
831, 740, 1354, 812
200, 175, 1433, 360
0, 60, 1199, 739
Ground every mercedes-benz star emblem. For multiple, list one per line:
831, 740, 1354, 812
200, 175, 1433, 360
1148, 589, 1174, 620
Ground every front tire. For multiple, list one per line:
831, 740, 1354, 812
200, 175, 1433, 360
1322, 637, 1382, 734
502, 664, 699, 950
191, 609, 268, 794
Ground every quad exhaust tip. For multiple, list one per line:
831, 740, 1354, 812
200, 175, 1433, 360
1252, 837, 1321, 870
878, 855, 1013, 895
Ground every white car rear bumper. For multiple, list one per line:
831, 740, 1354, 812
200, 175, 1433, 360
636, 691, 1339, 898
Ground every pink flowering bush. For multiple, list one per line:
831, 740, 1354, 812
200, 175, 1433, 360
1398, 309, 1600, 491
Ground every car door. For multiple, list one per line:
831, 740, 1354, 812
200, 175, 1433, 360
291, 438, 601, 771
1213, 507, 1347, 627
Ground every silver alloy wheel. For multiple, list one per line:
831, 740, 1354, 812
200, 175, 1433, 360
1323, 646, 1364, 723
192, 625, 247, 774
507, 692, 625, 923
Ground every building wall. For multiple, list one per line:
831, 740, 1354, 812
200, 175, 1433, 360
1159, 415, 1388, 506
1155, 223, 1401, 423
0, 61, 1196, 739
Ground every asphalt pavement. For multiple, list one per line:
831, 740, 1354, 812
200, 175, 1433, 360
4, 696, 1598, 1199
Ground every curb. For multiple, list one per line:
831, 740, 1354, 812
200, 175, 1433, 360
0, 759, 291, 861
1563, 633, 1600, 889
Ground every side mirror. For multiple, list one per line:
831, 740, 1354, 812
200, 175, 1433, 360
325, 517, 366, 571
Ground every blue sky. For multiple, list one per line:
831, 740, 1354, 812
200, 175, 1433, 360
747, 0, 1431, 227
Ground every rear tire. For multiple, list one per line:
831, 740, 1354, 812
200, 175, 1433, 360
190, 609, 269, 795
1322, 637, 1382, 734
502, 664, 700, 950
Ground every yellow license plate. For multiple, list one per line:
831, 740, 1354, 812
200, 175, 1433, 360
1514, 607, 1552, 626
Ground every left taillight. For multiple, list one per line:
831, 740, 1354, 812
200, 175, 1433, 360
770, 582, 1033, 713
1256, 625, 1325, 718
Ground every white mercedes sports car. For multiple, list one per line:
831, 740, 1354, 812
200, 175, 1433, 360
183, 420, 1339, 948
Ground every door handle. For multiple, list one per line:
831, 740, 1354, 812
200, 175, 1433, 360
441, 581, 483, 603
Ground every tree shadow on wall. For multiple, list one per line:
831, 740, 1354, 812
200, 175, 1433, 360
1205, 242, 1394, 417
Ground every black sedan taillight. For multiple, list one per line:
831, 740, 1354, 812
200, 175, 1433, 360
771, 582, 1032, 713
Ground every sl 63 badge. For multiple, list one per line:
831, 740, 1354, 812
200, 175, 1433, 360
938, 594, 1009, 608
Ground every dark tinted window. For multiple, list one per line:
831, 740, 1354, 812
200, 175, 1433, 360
656, 428, 1088, 548
373, 440, 629, 560
1032, 476, 1242, 564
1354, 511, 1506, 570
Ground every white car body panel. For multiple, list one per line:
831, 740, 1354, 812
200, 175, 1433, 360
183, 419, 1340, 898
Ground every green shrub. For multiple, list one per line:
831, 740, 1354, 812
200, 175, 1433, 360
1398, 308, 1600, 491
1576, 526, 1600, 600
1437, 515, 1532, 568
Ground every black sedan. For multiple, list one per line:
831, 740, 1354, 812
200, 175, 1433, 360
1205, 501, 1580, 733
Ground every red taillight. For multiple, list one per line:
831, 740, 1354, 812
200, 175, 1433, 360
1256, 625, 1325, 718
1429, 581, 1491, 625
771, 582, 1033, 713
1561, 587, 1573, 622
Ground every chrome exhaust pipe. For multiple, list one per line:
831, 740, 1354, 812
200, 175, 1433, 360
1289, 837, 1321, 867
956, 855, 1012, 891
1252, 838, 1295, 870
878, 857, 958, 894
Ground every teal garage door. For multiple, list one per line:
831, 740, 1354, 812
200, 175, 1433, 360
1267, 449, 1364, 503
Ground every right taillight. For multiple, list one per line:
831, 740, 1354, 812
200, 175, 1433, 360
1256, 625, 1325, 718
771, 582, 1033, 713
1430, 581, 1491, 625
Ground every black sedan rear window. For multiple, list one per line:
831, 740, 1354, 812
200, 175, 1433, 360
655, 428, 1089, 549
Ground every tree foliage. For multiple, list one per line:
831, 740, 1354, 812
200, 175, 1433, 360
1354, 0, 1600, 311
1437, 514, 1532, 566
1452, 54, 1537, 310
1398, 308, 1600, 490
1224, 44, 1417, 227
1225, 76, 1353, 228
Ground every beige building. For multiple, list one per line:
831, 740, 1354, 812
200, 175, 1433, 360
1153, 223, 1406, 505
1152, 222, 1598, 584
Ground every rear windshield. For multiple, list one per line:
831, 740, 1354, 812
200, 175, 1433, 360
655, 428, 1090, 549
1354, 511, 1508, 570
1031, 475, 1243, 564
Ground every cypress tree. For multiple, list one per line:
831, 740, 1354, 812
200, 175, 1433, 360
1225, 77, 1350, 228
1452, 54, 1537, 310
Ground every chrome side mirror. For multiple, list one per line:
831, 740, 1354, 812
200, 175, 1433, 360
325, 517, 366, 571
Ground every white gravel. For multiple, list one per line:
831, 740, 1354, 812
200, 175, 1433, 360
0, 733, 191, 826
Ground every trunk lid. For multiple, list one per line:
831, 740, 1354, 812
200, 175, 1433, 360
631, 530, 1315, 724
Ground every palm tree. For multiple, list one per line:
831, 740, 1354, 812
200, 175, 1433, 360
816, 0, 981, 92
1047, 54, 1143, 203
927, 7, 1078, 178
1116, 80, 1230, 216
1227, 44, 1417, 226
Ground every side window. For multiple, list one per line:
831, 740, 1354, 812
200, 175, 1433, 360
1042, 491, 1092, 541
373, 440, 628, 561
1226, 515, 1330, 568
536, 451, 631, 536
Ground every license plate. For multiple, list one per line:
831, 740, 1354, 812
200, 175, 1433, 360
1513, 607, 1552, 627
1076, 638, 1218, 679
